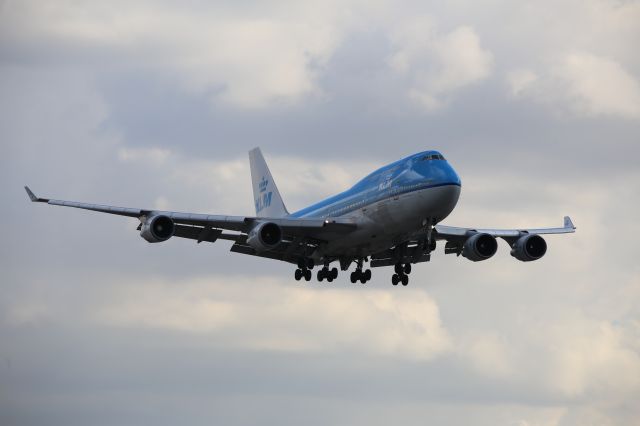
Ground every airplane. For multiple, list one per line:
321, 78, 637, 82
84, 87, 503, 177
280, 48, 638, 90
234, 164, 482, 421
25, 148, 575, 286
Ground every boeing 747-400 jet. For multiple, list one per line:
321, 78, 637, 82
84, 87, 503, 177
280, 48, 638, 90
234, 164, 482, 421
26, 148, 575, 286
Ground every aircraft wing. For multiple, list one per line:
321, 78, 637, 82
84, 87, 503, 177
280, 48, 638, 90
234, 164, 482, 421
368, 216, 576, 267
24, 186, 357, 245
434, 216, 576, 241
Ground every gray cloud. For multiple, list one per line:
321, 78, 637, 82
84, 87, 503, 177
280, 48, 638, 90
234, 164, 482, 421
2, 1, 640, 425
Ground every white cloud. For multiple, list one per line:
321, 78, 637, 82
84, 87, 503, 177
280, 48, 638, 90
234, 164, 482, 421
507, 69, 539, 97
506, 52, 640, 120
95, 276, 452, 360
458, 331, 514, 378
0, 1, 346, 108
390, 23, 493, 110
557, 53, 640, 119
540, 317, 640, 397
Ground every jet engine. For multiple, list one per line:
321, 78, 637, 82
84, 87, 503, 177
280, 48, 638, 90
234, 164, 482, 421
511, 234, 547, 262
247, 222, 282, 251
140, 215, 175, 243
462, 233, 498, 261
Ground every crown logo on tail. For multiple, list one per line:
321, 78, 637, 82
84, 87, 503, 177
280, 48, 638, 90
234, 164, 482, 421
259, 176, 269, 193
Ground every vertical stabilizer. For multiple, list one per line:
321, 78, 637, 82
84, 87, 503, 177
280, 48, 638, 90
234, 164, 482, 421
249, 148, 289, 218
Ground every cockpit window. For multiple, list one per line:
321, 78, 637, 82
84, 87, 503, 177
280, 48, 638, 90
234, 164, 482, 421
420, 154, 446, 161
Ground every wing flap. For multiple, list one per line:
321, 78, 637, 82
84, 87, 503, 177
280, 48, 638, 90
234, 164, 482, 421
173, 225, 223, 243
230, 242, 300, 265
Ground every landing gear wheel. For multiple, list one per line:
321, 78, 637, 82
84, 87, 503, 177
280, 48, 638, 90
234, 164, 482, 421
331, 267, 338, 280
364, 269, 372, 281
327, 276, 334, 283
401, 274, 409, 286
360, 275, 367, 284
404, 263, 412, 274
305, 269, 312, 281
392, 274, 399, 285
317, 270, 324, 282
295, 269, 303, 281
350, 272, 357, 283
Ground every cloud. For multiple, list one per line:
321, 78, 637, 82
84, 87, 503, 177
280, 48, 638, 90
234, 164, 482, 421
0, 1, 346, 108
508, 53, 640, 120
458, 331, 515, 379
8, 275, 452, 361
557, 53, 640, 119
2, 1, 640, 425
543, 319, 640, 397
389, 23, 493, 110
507, 69, 539, 97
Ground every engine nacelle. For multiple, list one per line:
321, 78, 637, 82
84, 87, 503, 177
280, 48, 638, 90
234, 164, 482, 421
140, 215, 175, 243
511, 234, 547, 262
246, 222, 282, 252
462, 233, 498, 261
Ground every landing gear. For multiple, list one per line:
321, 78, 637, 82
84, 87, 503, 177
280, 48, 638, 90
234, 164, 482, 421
350, 268, 372, 284
295, 257, 314, 282
317, 266, 338, 282
350, 258, 372, 284
392, 262, 411, 286
295, 268, 312, 281
391, 273, 409, 286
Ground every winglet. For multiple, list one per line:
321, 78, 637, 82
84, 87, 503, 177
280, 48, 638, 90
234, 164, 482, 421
564, 216, 576, 230
24, 186, 48, 203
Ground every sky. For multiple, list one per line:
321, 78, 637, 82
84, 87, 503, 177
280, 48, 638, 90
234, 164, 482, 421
1, 0, 639, 425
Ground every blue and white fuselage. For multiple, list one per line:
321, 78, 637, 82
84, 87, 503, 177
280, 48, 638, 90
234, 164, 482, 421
290, 151, 461, 257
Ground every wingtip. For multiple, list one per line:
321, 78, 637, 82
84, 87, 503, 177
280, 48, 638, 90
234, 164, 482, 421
24, 186, 48, 203
564, 216, 576, 230
24, 186, 37, 201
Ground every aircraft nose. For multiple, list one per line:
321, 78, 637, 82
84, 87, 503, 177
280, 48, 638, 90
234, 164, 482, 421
436, 161, 461, 186
447, 163, 461, 186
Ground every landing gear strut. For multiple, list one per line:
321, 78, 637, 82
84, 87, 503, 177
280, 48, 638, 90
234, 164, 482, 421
350, 258, 372, 284
392, 263, 411, 286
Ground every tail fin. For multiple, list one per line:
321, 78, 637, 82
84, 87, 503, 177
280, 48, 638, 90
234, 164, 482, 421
249, 148, 289, 217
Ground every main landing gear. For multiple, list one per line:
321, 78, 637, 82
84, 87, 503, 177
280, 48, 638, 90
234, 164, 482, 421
317, 266, 338, 282
391, 263, 411, 286
350, 259, 372, 284
294, 258, 313, 282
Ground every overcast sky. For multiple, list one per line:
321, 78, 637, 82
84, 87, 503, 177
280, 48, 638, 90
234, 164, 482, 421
1, 1, 639, 425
